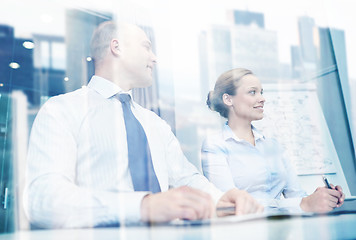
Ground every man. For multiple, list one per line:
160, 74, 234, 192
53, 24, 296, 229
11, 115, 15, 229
24, 21, 263, 229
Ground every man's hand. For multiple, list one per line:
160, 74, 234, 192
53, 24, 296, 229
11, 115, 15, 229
300, 186, 343, 213
140, 186, 215, 222
216, 188, 264, 216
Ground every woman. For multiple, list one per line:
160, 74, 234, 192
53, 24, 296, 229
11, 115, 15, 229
202, 68, 345, 213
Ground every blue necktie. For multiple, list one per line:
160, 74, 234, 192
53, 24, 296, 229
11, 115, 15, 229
118, 94, 161, 193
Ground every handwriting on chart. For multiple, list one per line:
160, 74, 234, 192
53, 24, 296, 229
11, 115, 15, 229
253, 90, 336, 175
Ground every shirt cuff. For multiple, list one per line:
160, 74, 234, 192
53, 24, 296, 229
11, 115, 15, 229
278, 197, 303, 212
99, 191, 150, 224
258, 198, 303, 213
201, 182, 225, 204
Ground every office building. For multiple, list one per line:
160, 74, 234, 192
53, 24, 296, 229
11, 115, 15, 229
293, 16, 318, 80
291, 45, 303, 79
199, 21, 279, 100
230, 25, 279, 82
31, 34, 66, 105
65, 9, 111, 92
0, 25, 34, 103
198, 25, 232, 101
298, 16, 317, 64
227, 9, 265, 28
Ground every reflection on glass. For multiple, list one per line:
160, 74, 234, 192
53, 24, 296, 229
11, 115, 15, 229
0, 0, 355, 234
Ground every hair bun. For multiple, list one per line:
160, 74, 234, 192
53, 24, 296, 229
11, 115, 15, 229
206, 91, 214, 110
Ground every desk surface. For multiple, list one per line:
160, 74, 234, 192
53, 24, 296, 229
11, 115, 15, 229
1, 213, 356, 240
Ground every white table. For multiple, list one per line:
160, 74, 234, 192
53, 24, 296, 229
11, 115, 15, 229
1, 213, 356, 240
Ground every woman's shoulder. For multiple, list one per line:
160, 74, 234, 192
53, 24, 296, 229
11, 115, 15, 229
202, 129, 227, 150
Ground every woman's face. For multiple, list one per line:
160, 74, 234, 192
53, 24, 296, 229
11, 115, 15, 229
227, 74, 265, 122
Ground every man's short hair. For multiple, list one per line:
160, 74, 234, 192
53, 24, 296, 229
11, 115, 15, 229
90, 21, 118, 66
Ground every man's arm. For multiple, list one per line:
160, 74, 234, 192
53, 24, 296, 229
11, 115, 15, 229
217, 188, 264, 216
140, 186, 215, 222
155, 119, 263, 218
24, 100, 146, 228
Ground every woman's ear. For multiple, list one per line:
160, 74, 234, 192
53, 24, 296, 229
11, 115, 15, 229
110, 39, 120, 56
222, 93, 233, 106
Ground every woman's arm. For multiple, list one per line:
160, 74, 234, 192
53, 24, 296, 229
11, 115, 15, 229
201, 137, 236, 192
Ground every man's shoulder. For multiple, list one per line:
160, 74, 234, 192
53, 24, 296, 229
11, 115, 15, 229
132, 102, 173, 134
37, 87, 106, 125
133, 102, 162, 120
48, 86, 90, 100
43, 86, 102, 110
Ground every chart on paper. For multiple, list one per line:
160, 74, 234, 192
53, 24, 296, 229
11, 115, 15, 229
253, 83, 337, 175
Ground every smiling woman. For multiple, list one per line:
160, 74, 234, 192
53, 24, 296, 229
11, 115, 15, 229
201, 67, 346, 213
206, 68, 266, 146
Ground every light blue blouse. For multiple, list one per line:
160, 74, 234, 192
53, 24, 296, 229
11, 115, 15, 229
201, 123, 307, 211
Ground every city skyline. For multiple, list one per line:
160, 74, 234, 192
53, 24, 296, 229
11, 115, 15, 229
0, 0, 355, 81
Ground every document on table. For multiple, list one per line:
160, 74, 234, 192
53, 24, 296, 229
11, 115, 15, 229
168, 210, 314, 227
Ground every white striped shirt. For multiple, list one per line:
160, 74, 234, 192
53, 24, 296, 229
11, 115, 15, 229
24, 76, 223, 228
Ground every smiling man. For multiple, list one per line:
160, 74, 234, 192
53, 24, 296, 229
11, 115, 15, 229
24, 21, 263, 229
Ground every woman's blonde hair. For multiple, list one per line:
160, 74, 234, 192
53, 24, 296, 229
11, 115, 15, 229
207, 68, 253, 118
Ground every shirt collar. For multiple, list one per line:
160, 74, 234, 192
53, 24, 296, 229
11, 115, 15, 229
252, 125, 265, 141
222, 122, 265, 142
87, 75, 133, 99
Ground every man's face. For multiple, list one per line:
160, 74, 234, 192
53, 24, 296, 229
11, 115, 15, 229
119, 25, 157, 88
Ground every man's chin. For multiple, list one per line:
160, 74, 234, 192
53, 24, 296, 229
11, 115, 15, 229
135, 78, 153, 88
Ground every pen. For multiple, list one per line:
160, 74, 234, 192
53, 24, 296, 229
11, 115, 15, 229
322, 175, 332, 189
216, 206, 236, 214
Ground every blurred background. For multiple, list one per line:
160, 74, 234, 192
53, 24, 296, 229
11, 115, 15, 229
0, 0, 355, 233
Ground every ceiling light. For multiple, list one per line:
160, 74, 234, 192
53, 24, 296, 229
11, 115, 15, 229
9, 62, 20, 69
23, 41, 35, 49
